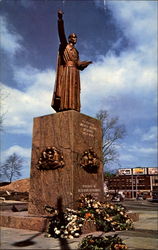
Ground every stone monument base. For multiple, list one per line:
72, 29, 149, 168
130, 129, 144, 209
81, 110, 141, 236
28, 111, 104, 216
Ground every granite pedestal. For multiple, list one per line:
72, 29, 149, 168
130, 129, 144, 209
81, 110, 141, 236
28, 110, 104, 215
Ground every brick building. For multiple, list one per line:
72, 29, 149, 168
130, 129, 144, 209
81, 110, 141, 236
105, 167, 158, 199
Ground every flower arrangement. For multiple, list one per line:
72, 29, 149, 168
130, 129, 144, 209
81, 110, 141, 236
46, 208, 84, 239
46, 194, 133, 239
78, 234, 128, 250
77, 194, 133, 232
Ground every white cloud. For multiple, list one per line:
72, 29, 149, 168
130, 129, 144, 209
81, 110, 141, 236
119, 153, 136, 162
108, 1, 157, 48
142, 126, 157, 142
1, 66, 55, 134
2, 145, 31, 160
128, 145, 157, 155
0, 16, 22, 56
81, 48, 157, 118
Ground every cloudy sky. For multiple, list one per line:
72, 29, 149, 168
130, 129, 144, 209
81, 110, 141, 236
0, 0, 157, 179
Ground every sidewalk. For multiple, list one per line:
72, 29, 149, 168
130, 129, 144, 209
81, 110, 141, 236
1, 201, 158, 250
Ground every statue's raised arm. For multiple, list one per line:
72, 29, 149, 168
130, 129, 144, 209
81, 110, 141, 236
57, 10, 67, 45
58, 9, 63, 19
51, 10, 92, 112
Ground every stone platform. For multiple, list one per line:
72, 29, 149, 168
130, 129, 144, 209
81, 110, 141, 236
0, 200, 28, 211
0, 210, 49, 232
0, 209, 139, 233
0, 201, 139, 233
0, 206, 97, 234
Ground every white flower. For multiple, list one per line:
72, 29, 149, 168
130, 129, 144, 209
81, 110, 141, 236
93, 203, 98, 208
67, 217, 72, 221
55, 230, 60, 235
68, 235, 74, 239
126, 219, 131, 224
74, 233, 80, 237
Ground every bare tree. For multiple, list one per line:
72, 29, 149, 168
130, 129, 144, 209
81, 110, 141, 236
0, 153, 24, 183
96, 110, 126, 167
0, 88, 8, 132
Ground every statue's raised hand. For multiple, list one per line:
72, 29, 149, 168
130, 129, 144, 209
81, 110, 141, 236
58, 10, 63, 19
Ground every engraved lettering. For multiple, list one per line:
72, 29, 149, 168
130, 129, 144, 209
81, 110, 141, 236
80, 119, 96, 137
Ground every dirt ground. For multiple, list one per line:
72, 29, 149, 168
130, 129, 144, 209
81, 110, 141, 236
0, 178, 30, 193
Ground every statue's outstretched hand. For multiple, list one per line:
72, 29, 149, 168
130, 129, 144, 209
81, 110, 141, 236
58, 10, 63, 19
78, 61, 92, 71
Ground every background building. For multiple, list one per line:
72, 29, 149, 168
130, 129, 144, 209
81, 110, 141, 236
105, 167, 158, 199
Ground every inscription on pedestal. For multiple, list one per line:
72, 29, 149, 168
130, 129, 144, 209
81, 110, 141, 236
78, 184, 101, 198
80, 119, 96, 137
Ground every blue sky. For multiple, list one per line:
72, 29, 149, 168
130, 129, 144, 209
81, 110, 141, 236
0, 0, 157, 179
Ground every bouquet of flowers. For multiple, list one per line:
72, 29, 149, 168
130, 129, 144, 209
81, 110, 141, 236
77, 194, 133, 232
78, 234, 128, 250
46, 194, 133, 239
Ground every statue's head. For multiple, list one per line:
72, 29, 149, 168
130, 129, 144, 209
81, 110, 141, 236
68, 33, 77, 45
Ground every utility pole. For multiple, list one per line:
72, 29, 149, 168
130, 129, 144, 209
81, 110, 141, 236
131, 169, 134, 198
136, 175, 138, 199
150, 175, 153, 199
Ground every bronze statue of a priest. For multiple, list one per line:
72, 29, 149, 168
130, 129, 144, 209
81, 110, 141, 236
51, 10, 92, 112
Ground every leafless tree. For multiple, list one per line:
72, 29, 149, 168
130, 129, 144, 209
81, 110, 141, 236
0, 153, 24, 183
96, 110, 126, 167
0, 88, 8, 132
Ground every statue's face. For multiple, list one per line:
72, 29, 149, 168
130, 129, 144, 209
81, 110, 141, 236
68, 33, 77, 44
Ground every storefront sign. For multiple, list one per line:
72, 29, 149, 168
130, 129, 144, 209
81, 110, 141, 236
133, 168, 147, 175
148, 167, 158, 175
118, 168, 132, 175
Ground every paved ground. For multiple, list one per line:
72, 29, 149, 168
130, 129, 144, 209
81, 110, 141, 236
0, 200, 158, 250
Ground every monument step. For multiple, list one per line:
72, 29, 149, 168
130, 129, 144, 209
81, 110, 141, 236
0, 209, 139, 234
0, 210, 97, 234
0, 201, 28, 212
0, 211, 50, 232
